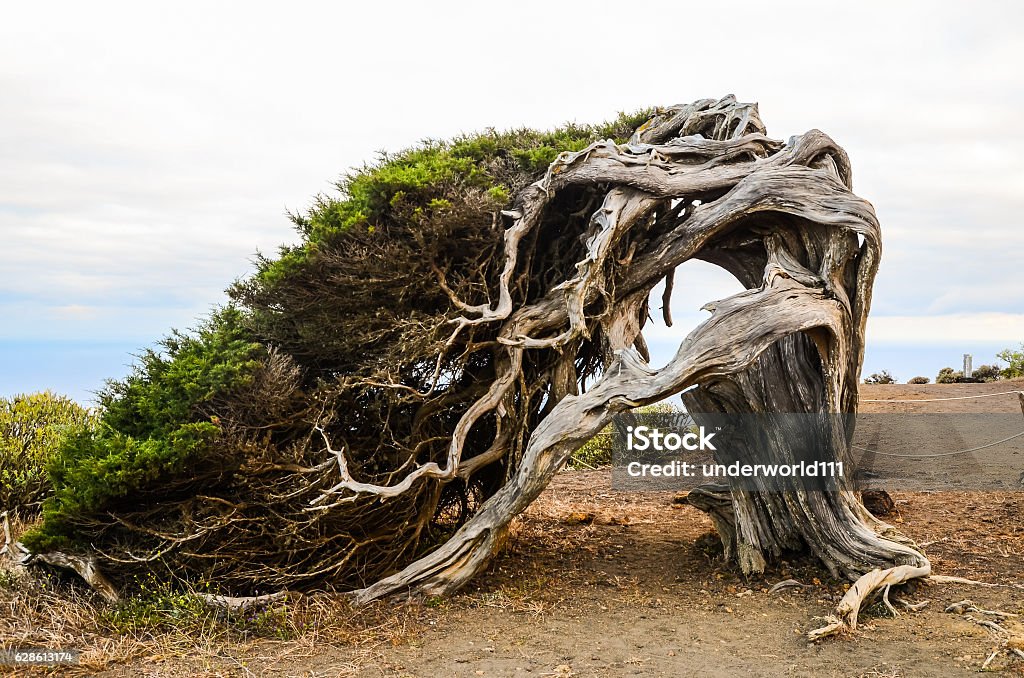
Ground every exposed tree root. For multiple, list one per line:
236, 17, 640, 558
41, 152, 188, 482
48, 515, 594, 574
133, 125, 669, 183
893, 596, 929, 612
808, 571, 1024, 643
928, 575, 1024, 591
21, 550, 120, 603
807, 563, 931, 641
945, 599, 1018, 619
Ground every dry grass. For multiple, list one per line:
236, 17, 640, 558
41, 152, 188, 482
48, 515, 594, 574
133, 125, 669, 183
1, 515, 435, 677
0, 571, 433, 676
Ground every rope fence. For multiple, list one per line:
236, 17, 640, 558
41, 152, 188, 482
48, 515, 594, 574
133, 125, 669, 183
851, 429, 1024, 458
860, 389, 1024, 403
855, 389, 1024, 458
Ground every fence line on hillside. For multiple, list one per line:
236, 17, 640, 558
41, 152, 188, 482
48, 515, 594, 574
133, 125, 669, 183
860, 389, 1024, 403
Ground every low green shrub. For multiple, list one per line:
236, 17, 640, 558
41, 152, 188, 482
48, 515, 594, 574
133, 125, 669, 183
907, 376, 930, 384
567, 403, 685, 468
971, 364, 1001, 382
569, 426, 614, 468
864, 370, 896, 385
21, 308, 263, 553
0, 392, 95, 516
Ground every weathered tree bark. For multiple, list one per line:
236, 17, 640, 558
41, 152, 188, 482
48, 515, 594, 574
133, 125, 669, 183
343, 96, 929, 637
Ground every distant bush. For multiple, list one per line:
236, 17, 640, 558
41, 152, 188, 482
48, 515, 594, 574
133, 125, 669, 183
570, 426, 613, 468
907, 376, 930, 384
1, 392, 95, 516
971, 364, 1001, 382
935, 366, 998, 384
568, 403, 685, 469
864, 370, 896, 385
997, 343, 1024, 379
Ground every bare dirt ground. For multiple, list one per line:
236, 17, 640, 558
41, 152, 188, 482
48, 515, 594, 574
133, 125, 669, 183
5, 381, 1024, 677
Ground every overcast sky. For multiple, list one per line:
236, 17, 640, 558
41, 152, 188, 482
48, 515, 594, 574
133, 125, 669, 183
2, 0, 1022, 401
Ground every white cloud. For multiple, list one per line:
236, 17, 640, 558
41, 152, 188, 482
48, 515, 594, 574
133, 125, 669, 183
51, 304, 101, 320
867, 313, 1024, 344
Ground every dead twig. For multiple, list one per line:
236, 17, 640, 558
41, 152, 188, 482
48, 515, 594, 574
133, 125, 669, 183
768, 579, 805, 594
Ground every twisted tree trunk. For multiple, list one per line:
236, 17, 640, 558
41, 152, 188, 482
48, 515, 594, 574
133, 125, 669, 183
347, 97, 928, 636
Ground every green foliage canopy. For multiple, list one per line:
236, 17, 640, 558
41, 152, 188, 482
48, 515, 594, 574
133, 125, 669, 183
24, 309, 262, 552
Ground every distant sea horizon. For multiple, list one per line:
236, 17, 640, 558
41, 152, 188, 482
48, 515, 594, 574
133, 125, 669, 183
0, 338, 1016, 406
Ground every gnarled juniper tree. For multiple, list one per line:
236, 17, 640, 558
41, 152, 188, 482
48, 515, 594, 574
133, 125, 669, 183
22, 96, 926, 638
